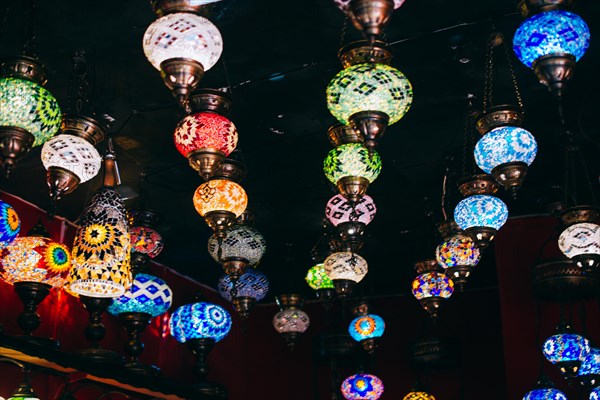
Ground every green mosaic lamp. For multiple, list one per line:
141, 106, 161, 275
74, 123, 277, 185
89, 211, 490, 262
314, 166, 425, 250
305, 263, 336, 302
0, 57, 61, 177
324, 143, 382, 203
327, 41, 412, 153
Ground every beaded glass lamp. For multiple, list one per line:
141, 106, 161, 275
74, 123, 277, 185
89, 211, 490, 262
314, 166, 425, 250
412, 270, 454, 319
305, 263, 336, 302
543, 325, 590, 378
558, 222, 600, 269
475, 126, 537, 175
217, 269, 269, 319
454, 194, 508, 248
523, 388, 567, 400
323, 251, 368, 297
0, 200, 20, 246
341, 374, 384, 400
193, 179, 248, 237
591, 387, 600, 400
273, 294, 310, 351
207, 224, 266, 277
348, 313, 385, 354
326, 194, 377, 226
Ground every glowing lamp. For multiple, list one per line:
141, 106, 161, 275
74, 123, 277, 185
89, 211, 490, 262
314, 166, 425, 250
218, 269, 269, 319
475, 126, 537, 192
207, 224, 266, 277
170, 301, 232, 343
435, 234, 480, 291
513, 10, 590, 96
326, 194, 377, 226
323, 251, 368, 297
543, 325, 590, 378
0, 200, 20, 245
412, 260, 454, 319
7, 381, 39, 400
523, 387, 567, 400
403, 392, 436, 400
558, 223, 600, 269
143, 13, 223, 106
273, 294, 310, 351
193, 179, 248, 237
348, 314, 385, 348
591, 387, 600, 400
324, 143, 381, 203
108, 273, 172, 318
454, 195, 508, 248
578, 347, 600, 387
341, 374, 384, 400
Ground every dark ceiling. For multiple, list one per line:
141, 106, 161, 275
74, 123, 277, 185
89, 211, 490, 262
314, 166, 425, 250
1, 0, 599, 298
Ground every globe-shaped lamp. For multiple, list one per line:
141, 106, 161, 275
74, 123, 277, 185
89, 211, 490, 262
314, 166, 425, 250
326, 194, 377, 226
193, 179, 248, 237
591, 386, 600, 400
108, 273, 172, 318
348, 314, 385, 354
412, 272, 454, 319
208, 224, 266, 277
273, 307, 310, 350
578, 347, 600, 387
523, 387, 567, 400
558, 222, 600, 269
0, 200, 20, 246
130, 226, 164, 261
305, 263, 336, 302
323, 252, 368, 297
543, 326, 590, 378
454, 194, 508, 248
403, 391, 436, 400
341, 374, 384, 400
169, 301, 232, 343
435, 234, 480, 291
218, 269, 269, 319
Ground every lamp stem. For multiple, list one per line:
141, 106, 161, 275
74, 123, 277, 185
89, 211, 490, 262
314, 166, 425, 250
187, 338, 215, 382
14, 282, 50, 336
81, 296, 111, 349
119, 312, 151, 365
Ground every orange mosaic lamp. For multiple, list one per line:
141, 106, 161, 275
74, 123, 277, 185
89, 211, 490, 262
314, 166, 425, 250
193, 178, 248, 237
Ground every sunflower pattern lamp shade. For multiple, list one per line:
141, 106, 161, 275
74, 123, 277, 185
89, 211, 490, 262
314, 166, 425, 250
333, 0, 405, 11
341, 374, 384, 400
411, 272, 454, 300
513, 10, 590, 68
0, 237, 70, 287
454, 195, 509, 231
217, 269, 269, 302
143, 13, 223, 72
305, 264, 335, 290
68, 189, 131, 297
41, 134, 102, 183
523, 388, 567, 400
207, 225, 266, 266
326, 194, 377, 226
323, 252, 368, 283
348, 314, 385, 342
169, 302, 232, 343
403, 392, 436, 400
0, 77, 62, 147
0, 200, 20, 245
324, 143, 382, 185
543, 331, 590, 364
435, 234, 481, 269
174, 112, 238, 158
193, 179, 247, 217
272, 308, 310, 334
327, 63, 413, 126
558, 223, 600, 260
107, 273, 172, 317
130, 226, 164, 259
474, 127, 538, 174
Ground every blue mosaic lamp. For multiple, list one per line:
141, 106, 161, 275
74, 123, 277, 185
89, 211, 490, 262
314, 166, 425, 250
523, 387, 567, 400
0, 200, 20, 247
591, 386, 600, 400
513, 8, 590, 96
217, 269, 269, 319
341, 373, 384, 400
543, 324, 590, 378
349, 301, 385, 354
578, 347, 600, 387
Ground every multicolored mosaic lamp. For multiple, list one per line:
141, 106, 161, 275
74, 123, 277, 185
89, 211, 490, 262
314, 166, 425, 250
543, 324, 590, 378
411, 259, 454, 319
143, 5, 223, 107
323, 251, 368, 297
193, 178, 248, 238
348, 301, 385, 354
273, 294, 310, 351
577, 347, 600, 387
403, 391, 436, 400
305, 263, 336, 302
128, 209, 164, 272
326, 193, 376, 253
208, 224, 266, 278
0, 58, 61, 176
324, 143, 382, 203
0, 200, 21, 246
435, 220, 480, 291
341, 373, 384, 400
513, 7, 590, 97
454, 175, 508, 248
522, 376, 567, 400
327, 41, 412, 152
218, 269, 269, 319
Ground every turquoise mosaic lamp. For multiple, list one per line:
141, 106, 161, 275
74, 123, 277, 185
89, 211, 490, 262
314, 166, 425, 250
348, 301, 385, 354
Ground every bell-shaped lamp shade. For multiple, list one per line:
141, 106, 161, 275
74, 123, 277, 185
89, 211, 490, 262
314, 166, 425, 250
305, 264, 335, 290
107, 273, 172, 317
454, 195, 509, 231
68, 189, 132, 297
326, 194, 377, 226
578, 347, 600, 386
341, 374, 384, 400
474, 127, 537, 174
558, 223, 600, 263
403, 392, 436, 400
0, 237, 70, 287
193, 179, 248, 217
272, 308, 310, 334
348, 314, 385, 342
324, 143, 382, 185
217, 269, 269, 302
174, 112, 238, 158
0, 200, 20, 246
0, 77, 61, 147
591, 387, 600, 400
327, 63, 413, 126
323, 252, 368, 283
513, 10, 590, 68
435, 234, 481, 269
523, 388, 567, 400
333, 0, 405, 11
543, 330, 590, 365
208, 224, 266, 266
411, 272, 454, 300
130, 226, 164, 259
169, 302, 232, 343
41, 134, 102, 183
143, 13, 223, 72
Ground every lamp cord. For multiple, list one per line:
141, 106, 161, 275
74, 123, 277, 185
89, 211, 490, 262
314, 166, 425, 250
440, 171, 448, 221
461, 95, 475, 177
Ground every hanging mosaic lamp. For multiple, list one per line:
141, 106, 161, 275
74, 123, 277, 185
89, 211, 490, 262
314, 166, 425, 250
305, 263, 336, 302
143, 2, 223, 107
0, 200, 21, 246
411, 259, 454, 319
591, 387, 600, 400
522, 376, 567, 400
217, 269, 269, 319
557, 207, 600, 269
174, 90, 238, 179
273, 294, 310, 351
341, 374, 384, 400
326, 193, 376, 253
8, 379, 40, 400
67, 145, 131, 298
513, 4, 590, 97
0, 57, 61, 176
435, 220, 480, 291
543, 324, 590, 378
323, 251, 368, 297
348, 301, 385, 354
193, 178, 248, 237
578, 347, 600, 387
454, 174, 508, 248
403, 391, 436, 400
41, 115, 105, 201
128, 209, 164, 272
327, 41, 412, 152
324, 143, 382, 203
208, 223, 266, 278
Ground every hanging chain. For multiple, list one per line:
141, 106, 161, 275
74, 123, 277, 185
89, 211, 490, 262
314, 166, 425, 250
22, 0, 37, 58
339, 14, 349, 49
67, 51, 90, 114
579, 149, 598, 206
461, 96, 475, 177
440, 171, 448, 221
221, 57, 234, 96
502, 35, 524, 114
482, 35, 495, 114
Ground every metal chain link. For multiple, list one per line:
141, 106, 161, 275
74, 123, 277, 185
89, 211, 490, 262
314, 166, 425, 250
502, 35, 524, 114
0, 5, 11, 42
339, 14, 349, 49
22, 0, 37, 58
461, 96, 475, 176
482, 35, 495, 114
